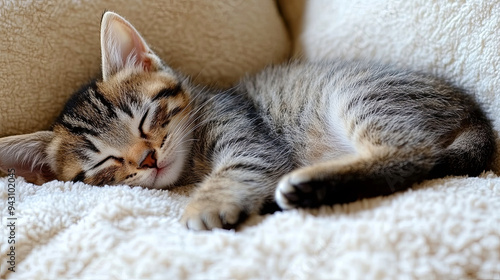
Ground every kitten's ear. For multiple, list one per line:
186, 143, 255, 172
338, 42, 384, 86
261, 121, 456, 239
0, 131, 56, 185
100, 11, 162, 80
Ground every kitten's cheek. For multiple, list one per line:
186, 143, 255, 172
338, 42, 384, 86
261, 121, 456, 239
156, 166, 170, 177
151, 153, 184, 187
135, 169, 158, 188
152, 165, 175, 188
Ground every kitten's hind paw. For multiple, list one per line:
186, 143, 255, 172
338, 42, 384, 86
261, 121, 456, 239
275, 173, 329, 210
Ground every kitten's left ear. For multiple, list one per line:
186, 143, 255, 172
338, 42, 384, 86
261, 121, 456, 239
100, 11, 163, 80
0, 131, 57, 185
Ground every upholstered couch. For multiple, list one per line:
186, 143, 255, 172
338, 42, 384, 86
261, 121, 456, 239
1, 1, 499, 279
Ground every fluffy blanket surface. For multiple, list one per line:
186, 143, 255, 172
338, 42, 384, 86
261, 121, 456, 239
2, 0, 500, 279
1, 175, 499, 279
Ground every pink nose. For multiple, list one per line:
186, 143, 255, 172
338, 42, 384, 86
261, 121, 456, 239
140, 150, 157, 169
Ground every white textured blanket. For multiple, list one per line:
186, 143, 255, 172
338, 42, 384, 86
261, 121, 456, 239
2, 0, 500, 279
1, 174, 499, 279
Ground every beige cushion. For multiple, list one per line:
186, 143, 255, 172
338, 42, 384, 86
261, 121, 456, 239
0, 0, 290, 137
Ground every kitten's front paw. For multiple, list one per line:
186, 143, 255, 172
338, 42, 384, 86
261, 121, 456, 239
275, 172, 329, 210
181, 199, 244, 231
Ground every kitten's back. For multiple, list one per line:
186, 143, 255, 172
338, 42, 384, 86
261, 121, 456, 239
241, 60, 495, 175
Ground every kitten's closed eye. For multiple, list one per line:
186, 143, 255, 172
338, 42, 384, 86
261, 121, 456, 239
92, 156, 124, 169
138, 109, 150, 139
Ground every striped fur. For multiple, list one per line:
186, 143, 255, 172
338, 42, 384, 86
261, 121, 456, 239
0, 12, 495, 230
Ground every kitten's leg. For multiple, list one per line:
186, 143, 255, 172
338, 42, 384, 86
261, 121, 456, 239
276, 147, 437, 209
180, 94, 294, 230
181, 141, 291, 230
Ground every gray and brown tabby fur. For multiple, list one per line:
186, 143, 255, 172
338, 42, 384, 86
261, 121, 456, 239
0, 12, 495, 230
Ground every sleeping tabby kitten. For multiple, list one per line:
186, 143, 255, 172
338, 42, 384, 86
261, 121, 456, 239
0, 12, 495, 230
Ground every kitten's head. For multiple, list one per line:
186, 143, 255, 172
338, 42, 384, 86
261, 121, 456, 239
0, 12, 194, 188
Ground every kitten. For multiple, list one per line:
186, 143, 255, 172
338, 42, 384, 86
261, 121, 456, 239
0, 12, 495, 230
